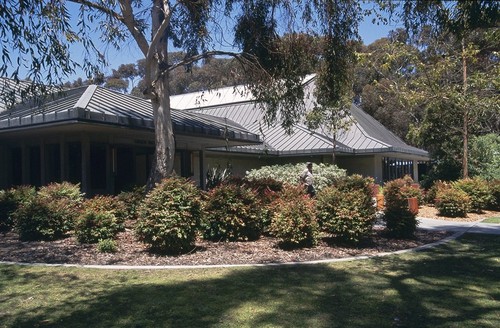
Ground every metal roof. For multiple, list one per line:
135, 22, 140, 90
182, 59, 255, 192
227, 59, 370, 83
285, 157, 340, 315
0, 85, 260, 143
171, 77, 429, 158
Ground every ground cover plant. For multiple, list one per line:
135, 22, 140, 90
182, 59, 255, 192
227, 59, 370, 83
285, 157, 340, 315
0, 234, 498, 328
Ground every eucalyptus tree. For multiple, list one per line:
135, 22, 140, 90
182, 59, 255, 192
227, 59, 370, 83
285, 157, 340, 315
1, 0, 365, 189
382, 0, 500, 178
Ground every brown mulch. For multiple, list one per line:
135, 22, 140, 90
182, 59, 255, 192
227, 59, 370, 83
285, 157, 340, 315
417, 205, 499, 222
2, 205, 495, 267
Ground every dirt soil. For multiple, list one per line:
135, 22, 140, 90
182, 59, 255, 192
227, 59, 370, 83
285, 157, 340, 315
0, 205, 495, 267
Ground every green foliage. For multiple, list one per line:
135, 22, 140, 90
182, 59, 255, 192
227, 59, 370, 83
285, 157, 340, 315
0, 186, 37, 232
203, 183, 264, 242
383, 178, 418, 238
227, 177, 283, 231
435, 187, 471, 218
316, 186, 376, 245
452, 178, 492, 213
135, 178, 202, 254
116, 186, 145, 221
0, 189, 16, 232
246, 162, 346, 192
97, 238, 118, 253
12, 183, 83, 241
269, 185, 319, 248
75, 196, 125, 244
206, 166, 232, 190
487, 180, 500, 211
424, 180, 449, 205
469, 133, 500, 180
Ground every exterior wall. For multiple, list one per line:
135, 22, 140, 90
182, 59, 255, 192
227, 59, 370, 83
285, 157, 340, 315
336, 155, 380, 182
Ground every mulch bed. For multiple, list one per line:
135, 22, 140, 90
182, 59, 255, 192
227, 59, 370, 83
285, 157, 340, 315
0, 226, 451, 267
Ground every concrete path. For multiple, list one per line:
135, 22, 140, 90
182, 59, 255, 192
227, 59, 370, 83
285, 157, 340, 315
417, 217, 500, 235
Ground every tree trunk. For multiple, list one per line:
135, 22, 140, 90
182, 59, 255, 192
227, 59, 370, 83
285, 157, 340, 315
146, 76, 175, 190
145, 1, 175, 191
462, 38, 469, 179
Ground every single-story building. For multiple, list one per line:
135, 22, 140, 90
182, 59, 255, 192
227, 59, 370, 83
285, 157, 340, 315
0, 76, 429, 195
171, 75, 430, 184
0, 79, 259, 195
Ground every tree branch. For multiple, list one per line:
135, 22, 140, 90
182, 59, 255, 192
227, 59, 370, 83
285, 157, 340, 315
118, 0, 150, 56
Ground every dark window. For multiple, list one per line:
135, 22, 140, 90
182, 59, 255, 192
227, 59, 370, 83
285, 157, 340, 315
11, 148, 22, 186
382, 157, 414, 182
67, 142, 82, 184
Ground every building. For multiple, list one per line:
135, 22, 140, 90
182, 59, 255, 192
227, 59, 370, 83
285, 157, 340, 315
0, 76, 429, 194
171, 76, 429, 184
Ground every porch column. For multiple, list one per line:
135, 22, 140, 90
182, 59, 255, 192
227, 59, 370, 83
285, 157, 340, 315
199, 150, 206, 190
412, 159, 419, 183
106, 144, 115, 195
40, 140, 46, 186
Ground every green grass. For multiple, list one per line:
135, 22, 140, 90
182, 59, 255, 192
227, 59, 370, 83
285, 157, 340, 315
482, 217, 500, 224
1, 234, 499, 328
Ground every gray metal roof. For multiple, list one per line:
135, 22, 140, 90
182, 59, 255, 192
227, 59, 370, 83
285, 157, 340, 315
171, 77, 429, 158
0, 85, 260, 143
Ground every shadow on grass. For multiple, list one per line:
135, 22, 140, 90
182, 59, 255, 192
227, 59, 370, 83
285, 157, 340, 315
2, 234, 499, 328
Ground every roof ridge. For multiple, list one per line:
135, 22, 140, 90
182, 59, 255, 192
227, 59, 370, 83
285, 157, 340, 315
73, 85, 98, 109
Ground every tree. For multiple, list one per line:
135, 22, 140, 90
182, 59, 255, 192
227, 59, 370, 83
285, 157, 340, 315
1, 0, 365, 190
386, 0, 500, 178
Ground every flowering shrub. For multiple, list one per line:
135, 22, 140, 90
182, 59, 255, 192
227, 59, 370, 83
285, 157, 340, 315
135, 178, 203, 253
203, 183, 264, 241
75, 196, 126, 243
452, 178, 492, 213
316, 186, 375, 244
37, 182, 84, 231
246, 162, 346, 191
435, 187, 470, 217
269, 185, 319, 248
382, 178, 418, 238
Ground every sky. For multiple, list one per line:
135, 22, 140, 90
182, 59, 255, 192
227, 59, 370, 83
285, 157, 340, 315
10, 3, 403, 84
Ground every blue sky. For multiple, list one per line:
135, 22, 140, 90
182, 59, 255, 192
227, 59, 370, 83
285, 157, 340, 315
11, 3, 402, 83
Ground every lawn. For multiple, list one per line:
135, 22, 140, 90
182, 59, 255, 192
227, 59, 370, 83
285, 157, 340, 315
482, 217, 500, 224
0, 234, 499, 328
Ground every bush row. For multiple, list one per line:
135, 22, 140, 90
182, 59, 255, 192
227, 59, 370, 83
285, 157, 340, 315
5, 172, 472, 254
425, 177, 499, 217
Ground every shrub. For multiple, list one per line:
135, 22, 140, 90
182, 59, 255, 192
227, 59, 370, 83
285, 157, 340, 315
383, 178, 418, 238
75, 196, 125, 243
452, 178, 492, 213
487, 180, 500, 211
14, 198, 64, 241
135, 178, 203, 253
97, 238, 118, 253
13, 183, 82, 241
0, 190, 16, 232
424, 180, 449, 205
269, 185, 319, 248
37, 182, 84, 231
435, 187, 471, 217
316, 186, 376, 244
116, 186, 145, 221
206, 165, 232, 190
228, 177, 283, 231
246, 162, 346, 192
203, 183, 264, 241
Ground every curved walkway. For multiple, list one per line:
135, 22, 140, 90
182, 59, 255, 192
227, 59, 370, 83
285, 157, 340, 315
1, 218, 498, 270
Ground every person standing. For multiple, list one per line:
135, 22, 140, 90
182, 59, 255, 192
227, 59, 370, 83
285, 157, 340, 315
300, 162, 316, 197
